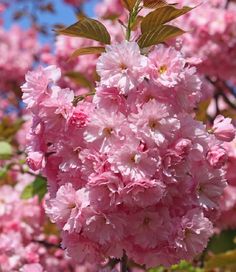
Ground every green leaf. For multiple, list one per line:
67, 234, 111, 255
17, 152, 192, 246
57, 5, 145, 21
141, 5, 192, 33
207, 230, 236, 254
148, 267, 165, 272
143, 0, 169, 9
0, 141, 13, 160
171, 261, 204, 272
21, 176, 47, 201
205, 250, 236, 269
0, 166, 7, 179
138, 24, 185, 48
121, 0, 137, 11
56, 18, 111, 44
70, 46, 105, 59
65, 71, 95, 90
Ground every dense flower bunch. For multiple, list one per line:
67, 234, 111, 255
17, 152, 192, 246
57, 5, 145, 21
0, 171, 111, 272
0, 25, 40, 92
22, 37, 235, 268
177, 0, 236, 81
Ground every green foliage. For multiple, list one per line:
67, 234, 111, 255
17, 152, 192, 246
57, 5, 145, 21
171, 261, 204, 272
138, 4, 191, 48
56, 18, 111, 44
148, 261, 204, 272
0, 141, 13, 160
208, 230, 236, 254
138, 24, 185, 48
0, 165, 8, 180
21, 176, 47, 201
70, 46, 105, 58
148, 267, 165, 272
141, 5, 192, 33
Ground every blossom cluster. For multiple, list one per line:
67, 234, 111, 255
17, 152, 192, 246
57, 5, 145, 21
22, 39, 235, 268
0, 25, 40, 92
177, 0, 236, 81
0, 169, 113, 272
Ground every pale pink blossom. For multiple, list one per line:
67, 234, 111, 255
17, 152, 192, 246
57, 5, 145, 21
97, 41, 148, 94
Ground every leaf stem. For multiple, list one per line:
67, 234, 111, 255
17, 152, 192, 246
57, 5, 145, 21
73, 91, 96, 106
126, 0, 142, 41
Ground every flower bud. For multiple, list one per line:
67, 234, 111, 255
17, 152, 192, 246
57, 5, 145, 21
212, 115, 235, 142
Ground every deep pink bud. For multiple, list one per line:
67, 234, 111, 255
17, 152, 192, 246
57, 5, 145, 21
213, 115, 235, 142
207, 145, 228, 168
27, 151, 45, 171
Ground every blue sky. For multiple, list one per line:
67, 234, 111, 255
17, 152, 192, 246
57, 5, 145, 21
3, 0, 99, 43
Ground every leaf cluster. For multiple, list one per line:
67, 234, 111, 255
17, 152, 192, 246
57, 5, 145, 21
138, 2, 192, 48
55, 0, 192, 59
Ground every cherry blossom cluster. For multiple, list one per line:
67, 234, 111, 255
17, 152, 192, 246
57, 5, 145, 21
177, 0, 236, 81
22, 39, 236, 268
0, 170, 113, 272
0, 25, 41, 92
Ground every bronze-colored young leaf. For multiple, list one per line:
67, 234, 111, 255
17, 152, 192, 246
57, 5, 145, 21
141, 5, 192, 33
121, 0, 137, 11
65, 71, 94, 90
143, 0, 168, 9
138, 24, 185, 48
70, 46, 106, 59
56, 18, 111, 44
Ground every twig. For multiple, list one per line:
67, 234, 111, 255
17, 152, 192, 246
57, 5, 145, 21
120, 251, 128, 272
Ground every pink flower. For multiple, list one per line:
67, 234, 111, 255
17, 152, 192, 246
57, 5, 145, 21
212, 115, 235, 142
27, 151, 45, 171
22, 65, 61, 109
128, 208, 170, 249
148, 45, 185, 87
43, 86, 74, 120
206, 145, 228, 168
97, 41, 148, 94
194, 165, 227, 209
83, 211, 126, 245
108, 139, 158, 180
46, 183, 90, 233
129, 99, 180, 145
84, 108, 127, 152
121, 179, 165, 208
176, 209, 213, 259
62, 233, 102, 264
88, 172, 123, 211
